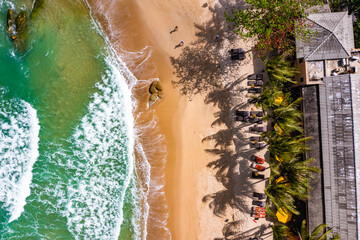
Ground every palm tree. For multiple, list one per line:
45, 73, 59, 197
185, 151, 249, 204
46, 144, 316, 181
265, 174, 307, 215
272, 224, 290, 240
299, 220, 340, 240
272, 156, 320, 196
271, 97, 303, 135
265, 56, 299, 84
255, 85, 285, 111
262, 132, 311, 161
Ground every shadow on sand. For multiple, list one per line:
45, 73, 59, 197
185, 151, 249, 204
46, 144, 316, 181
170, 1, 270, 239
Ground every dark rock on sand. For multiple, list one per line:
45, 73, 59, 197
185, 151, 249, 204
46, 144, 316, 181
149, 80, 163, 104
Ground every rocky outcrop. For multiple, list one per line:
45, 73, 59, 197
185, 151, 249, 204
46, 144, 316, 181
149, 80, 163, 104
6, 9, 16, 40
6, 9, 28, 52
6, 0, 44, 52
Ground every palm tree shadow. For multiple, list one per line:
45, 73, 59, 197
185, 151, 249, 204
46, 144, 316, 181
169, 1, 267, 239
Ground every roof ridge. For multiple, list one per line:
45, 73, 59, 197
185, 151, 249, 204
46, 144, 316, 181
306, 33, 349, 60
331, 12, 351, 56
305, 12, 349, 60
305, 21, 332, 60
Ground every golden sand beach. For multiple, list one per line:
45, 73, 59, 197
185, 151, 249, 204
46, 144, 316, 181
86, 0, 273, 239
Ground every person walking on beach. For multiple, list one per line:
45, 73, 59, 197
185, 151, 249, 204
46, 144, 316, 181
174, 40, 184, 49
170, 26, 178, 34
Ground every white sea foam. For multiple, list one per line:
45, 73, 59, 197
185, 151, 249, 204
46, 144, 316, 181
82, 2, 171, 239
62, 55, 137, 240
0, 90, 40, 222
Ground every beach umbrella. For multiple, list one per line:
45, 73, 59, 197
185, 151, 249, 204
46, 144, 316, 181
276, 207, 292, 223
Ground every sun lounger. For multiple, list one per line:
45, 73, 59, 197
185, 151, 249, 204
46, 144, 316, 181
249, 126, 266, 132
247, 80, 263, 87
252, 206, 266, 213
230, 48, 245, 55
236, 110, 249, 117
251, 155, 265, 164
248, 98, 259, 104
253, 192, 266, 200
251, 212, 266, 219
250, 111, 264, 117
250, 136, 262, 142
251, 171, 265, 179
235, 116, 248, 122
251, 163, 266, 171
248, 88, 262, 94
247, 74, 263, 80
235, 110, 249, 122
230, 48, 245, 61
249, 117, 263, 124
252, 200, 265, 207
250, 142, 267, 149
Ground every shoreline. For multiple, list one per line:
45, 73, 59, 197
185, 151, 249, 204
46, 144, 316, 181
86, 0, 274, 239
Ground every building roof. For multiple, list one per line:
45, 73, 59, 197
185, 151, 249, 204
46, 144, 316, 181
296, 12, 354, 61
317, 74, 360, 239
302, 85, 325, 234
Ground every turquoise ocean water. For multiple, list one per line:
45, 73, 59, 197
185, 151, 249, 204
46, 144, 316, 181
0, 0, 144, 239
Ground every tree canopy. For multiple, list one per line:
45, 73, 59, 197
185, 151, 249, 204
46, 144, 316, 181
225, 0, 323, 55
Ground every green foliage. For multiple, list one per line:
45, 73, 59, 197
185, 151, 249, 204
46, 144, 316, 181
272, 156, 320, 196
272, 224, 290, 240
225, 0, 322, 55
300, 220, 339, 240
265, 175, 304, 215
266, 56, 299, 84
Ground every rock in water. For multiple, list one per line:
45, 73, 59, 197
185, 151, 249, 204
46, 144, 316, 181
6, 10, 28, 52
15, 11, 26, 33
6, 9, 16, 40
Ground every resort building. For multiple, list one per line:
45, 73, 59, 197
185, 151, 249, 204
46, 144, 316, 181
296, 11, 360, 239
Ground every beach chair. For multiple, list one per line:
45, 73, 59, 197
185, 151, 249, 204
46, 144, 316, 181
251, 155, 265, 164
236, 110, 249, 117
250, 136, 262, 142
253, 192, 266, 200
235, 110, 249, 122
247, 74, 263, 80
250, 142, 267, 149
249, 117, 263, 124
252, 206, 266, 213
252, 200, 265, 207
230, 48, 245, 61
248, 88, 262, 94
250, 111, 264, 117
251, 211, 266, 219
249, 126, 266, 132
253, 212, 266, 219
248, 98, 259, 104
251, 163, 266, 171
251, 171, 265, 179
247, 80, 263, 87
